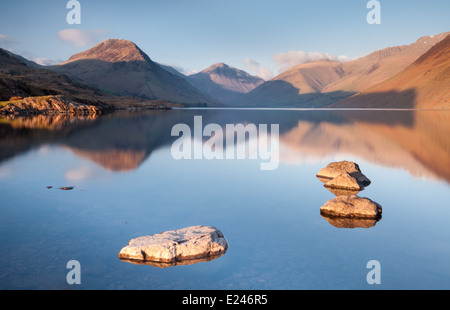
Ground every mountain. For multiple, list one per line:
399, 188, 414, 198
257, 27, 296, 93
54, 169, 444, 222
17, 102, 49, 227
49, 39, 220, 107
0, 47, 111, 107
186, 63, 265, 104
332, 34, 450, 108
0, 47, 178, 114
235, 59, 350, 107
238, 32, 449, 107
324, 32, 449, 94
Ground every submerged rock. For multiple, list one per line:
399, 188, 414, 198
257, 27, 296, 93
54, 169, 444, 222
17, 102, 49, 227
58, 187, 74, 191
118, 225, 228, 264
324, 172, 362, 191
320, 195, 382, 219
317, 161, 371, 187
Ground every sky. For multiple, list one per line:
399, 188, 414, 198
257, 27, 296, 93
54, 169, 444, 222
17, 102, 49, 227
0, 0, 449, 79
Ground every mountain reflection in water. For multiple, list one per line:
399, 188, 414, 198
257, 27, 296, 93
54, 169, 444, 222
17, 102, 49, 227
1, 109, 449, 183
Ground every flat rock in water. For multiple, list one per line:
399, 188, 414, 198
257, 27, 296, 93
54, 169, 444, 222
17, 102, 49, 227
320, 195, 382, 219
118, 225, 228, 264
317, 161, 371, 186
324, 172, 362, 191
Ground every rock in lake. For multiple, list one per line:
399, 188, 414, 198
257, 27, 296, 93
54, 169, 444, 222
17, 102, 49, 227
317, 161, 371, 187
118, 225, 228, 264
320, 195, 382, 219
324, 172, 362, 191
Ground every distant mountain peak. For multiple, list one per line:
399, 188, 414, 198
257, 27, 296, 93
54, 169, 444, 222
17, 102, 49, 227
186, 62, 265, 104
206, 62, 228, 69
200, 62, 263, 81
201, 62, 233, 74
51, 39, 219, 106
64, 39, 150, 64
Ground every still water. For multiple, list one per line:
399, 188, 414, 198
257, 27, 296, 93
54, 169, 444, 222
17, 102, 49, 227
1, 109, 450, 290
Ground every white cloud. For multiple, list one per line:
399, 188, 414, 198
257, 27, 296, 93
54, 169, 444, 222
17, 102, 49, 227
241, 50, 350, 80
32, 57, 62, 66
0, 34, 16, 46
273, 51, 350, 74
165, 63, 185, 73
242, 58, 274, 80
163, 63, 199, 76
58, 29, 107, 48
185, 69, 199, 76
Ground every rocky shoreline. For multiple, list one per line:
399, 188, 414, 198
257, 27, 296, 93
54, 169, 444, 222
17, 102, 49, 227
0, 95, 175, 117
0, 95, 111, 116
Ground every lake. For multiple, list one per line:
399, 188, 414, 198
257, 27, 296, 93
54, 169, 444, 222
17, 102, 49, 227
1, 108, 450, 290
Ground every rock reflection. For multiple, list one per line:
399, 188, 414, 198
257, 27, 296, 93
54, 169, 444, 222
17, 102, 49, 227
1, 109, 450, 185
320, 215, 380, 229
1, 114, 99, 130
324, 186, 362, 197
119, 254, 225, 268
317, 161, 382, 229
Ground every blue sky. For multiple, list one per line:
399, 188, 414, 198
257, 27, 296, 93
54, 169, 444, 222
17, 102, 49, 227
0, 0, 449, 79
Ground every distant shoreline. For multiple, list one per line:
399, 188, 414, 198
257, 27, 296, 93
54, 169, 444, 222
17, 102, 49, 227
174, 107, 450, 111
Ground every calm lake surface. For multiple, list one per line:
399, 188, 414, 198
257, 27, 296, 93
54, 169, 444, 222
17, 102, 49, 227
1, 108, 450, 290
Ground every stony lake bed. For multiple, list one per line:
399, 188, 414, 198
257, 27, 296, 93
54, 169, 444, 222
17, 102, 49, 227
1, 108, 450, 289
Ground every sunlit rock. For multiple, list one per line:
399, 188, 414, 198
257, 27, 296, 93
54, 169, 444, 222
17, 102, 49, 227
320, 195, 382, 219
317, 161, 371, 187
118, 225, 228, 265
0, 95, 107, 116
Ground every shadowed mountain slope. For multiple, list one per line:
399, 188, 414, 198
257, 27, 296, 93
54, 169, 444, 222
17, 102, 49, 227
237, 32, 449, 107
0, 47, 108, 106
50, 39, 220, 107
333, 34, 450, 108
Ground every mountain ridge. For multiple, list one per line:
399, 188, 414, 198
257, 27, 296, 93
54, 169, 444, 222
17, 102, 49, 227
50, 39, 221, 106
237, 31, 449, 107
332, 34, 450, 108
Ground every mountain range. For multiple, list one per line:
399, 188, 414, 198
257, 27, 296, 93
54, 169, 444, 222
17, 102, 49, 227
333, 33, 450, 108
0, 45, 179, 111
1, 31, 449, 110
236, 31, 449, 108
49, 39, 219, 107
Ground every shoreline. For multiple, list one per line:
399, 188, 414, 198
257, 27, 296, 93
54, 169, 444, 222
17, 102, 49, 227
0, 95, 176, 117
